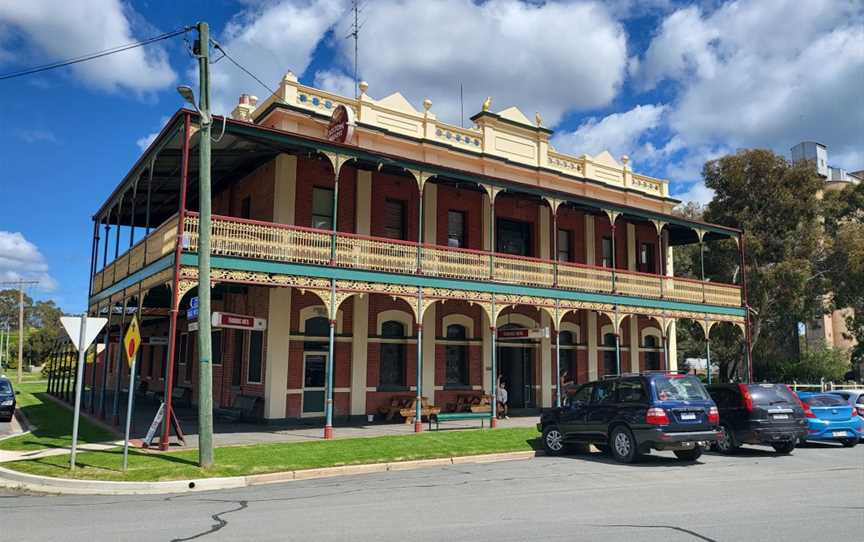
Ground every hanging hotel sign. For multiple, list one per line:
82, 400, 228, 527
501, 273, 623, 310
212, 312, 267, 331
326, 104, 355, 144
497, 327, 550, 341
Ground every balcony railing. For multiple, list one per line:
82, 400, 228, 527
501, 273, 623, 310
92, 216, 178, 295
174, 214, 742, 307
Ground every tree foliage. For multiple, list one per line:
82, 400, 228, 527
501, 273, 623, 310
0, 289, 65, 368
764, 345, 851, 384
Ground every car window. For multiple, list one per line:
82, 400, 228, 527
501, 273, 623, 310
569, 384, 593, 405
748, 384, 797, 405
592, 381, 616, 404
0, 381, 11, 394
801, 395, 847, 407
618, 379, 647, 403
653, 375, 709, 401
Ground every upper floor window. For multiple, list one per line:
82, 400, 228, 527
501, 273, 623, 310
384, 199, 406, 240
447, 210, 466, 248
240, 196, 252, 219
640, 242, 656, 274
557, 229, 571, 262
601, 237, 613, 267
312, 187, 335, 230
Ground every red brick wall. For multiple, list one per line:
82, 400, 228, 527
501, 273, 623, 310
634, 222, 660, 273
369, 171, 419, 241
365, 295, 418, 415
595, 214, 628, 269
435, 184, 484, 250
295, 157, 357, 233
556, 206, 586, 263
212, 160, 275, 221
494, 193, 541, 257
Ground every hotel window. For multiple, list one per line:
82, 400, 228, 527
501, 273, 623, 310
311, 187, 334, 230
644, 335, 660, 371
212, 330, 222, 365
247, 330, 264, 384
445, 324, 469, 386
379, 321, 406, 388
601, 237, 613, 267
640, 242, 656, 273
232, 330, 244, 386
447, 210, 466, 248
558, 331, 576, 384
602, 333, 617, 375
240, 196, 252, 219
384, 199, 406, 240
557, 229, 571, 262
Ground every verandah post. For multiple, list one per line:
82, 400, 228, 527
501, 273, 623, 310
324, 279, 336, 440
414, 288, 423, 433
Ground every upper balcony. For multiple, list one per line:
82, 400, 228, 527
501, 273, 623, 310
91, 212, 742, 309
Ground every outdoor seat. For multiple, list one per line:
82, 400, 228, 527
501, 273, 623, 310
215, 395, 261, 423
429, 411, 489, 431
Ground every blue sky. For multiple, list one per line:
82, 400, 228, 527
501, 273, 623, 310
0, 0, 861, 313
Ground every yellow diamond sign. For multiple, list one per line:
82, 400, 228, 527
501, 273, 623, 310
124, 316, 141, 367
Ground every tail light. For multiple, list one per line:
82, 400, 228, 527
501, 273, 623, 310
785, 385, 816, 417
856, 406, 864, 417
708, 406, 720, 424
646, 407, 669, 425
737, 384, 753, 411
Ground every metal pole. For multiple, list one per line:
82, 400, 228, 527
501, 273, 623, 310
739, 232, 753, 383
17, 283, 24, 384
161, 113, 191, 451
70, 314, 88, 470
660, 331, 667, 372
706, 336, 712, 385
614, 333, 621, 376
554, 314, 561, 408
657, 229, 665, 298
490, 296, 497, 428
112, 298, 128, 425
414, 289, 423, 433
98, 306, 112, 417
610, 221, 617, 293
700, 240, 706, 303
324, 281, 336, 440
552, 208, 559, 287
123, 292, 144, 471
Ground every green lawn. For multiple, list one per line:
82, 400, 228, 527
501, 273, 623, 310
0, 381, 116, 451
5, 426, 541, 482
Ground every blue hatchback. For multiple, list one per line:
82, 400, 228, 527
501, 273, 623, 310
797, 392, 862, 447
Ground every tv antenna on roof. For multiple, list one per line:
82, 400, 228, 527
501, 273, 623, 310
347, 0, 366, 99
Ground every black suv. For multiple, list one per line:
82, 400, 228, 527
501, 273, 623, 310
0, 377, 15, 422
538, 373, 720, 463
705, 383, 807, 454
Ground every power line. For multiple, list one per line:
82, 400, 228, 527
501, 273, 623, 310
0, 26, 192, 82
210, 40, 279, 99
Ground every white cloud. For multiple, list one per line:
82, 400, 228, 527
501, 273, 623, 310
328, 0, 627, 126
636, 0, 864, 167
313, 69, 355, 98
206, 0, 347, 114
0, 231, 57, 291
0, 0, 176, 93
136, 133, 157, 152
552, 104, 667, 161
673, 182, 715, 206
18, 129, 57, 144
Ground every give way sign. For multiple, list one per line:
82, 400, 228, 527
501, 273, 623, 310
60, 316, 108, 351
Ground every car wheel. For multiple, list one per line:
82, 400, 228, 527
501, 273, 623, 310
674, 447, 703, 462
609, 426, 639, 464
772, 441, 795, 454
840, 437, 859, 448
541, 425, 566, 455
715, 424, 738, 454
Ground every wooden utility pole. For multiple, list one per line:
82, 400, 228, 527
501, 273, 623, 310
1, 280, 39, 383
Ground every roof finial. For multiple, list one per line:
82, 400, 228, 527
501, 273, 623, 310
535, 112, 544, 128
482, 96, 492, 112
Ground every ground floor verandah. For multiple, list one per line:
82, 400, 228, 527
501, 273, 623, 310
83, 262, 746, 443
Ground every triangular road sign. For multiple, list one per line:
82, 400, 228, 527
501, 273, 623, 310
61, 316, 108, 351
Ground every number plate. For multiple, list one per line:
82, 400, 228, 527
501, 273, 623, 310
681, 413, 696, 420
832, 431, 847, 437
772, 414, 789, 420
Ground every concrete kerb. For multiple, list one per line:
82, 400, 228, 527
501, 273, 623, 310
0, 450, 544, 495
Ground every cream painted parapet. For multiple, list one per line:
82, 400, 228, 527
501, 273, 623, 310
248, 74, 670, 200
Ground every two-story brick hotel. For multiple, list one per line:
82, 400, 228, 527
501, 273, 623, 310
84, 73, 749, 442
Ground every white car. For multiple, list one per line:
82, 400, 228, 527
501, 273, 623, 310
828, 390, 864, 419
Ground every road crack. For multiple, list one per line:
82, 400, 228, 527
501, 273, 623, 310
591, 523, 718, 542
170, 499, 248, 541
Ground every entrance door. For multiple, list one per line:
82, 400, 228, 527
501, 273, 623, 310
302, 352, 327, 416
498, 345, 535, 409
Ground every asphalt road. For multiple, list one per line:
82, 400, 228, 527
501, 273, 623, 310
0, 417, 14, 438
2, 443, 862, 542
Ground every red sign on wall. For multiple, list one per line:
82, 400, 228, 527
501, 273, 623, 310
212, 312, 267, 331
326, 104, 356, 144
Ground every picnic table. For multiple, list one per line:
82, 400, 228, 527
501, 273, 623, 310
378, 397, 413, 421
399, 397, 441, 424
469, 395, 492, 413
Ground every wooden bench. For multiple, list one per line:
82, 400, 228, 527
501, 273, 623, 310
399, 397, 440, 425
215, 395, 261, 423
429, 412, 489, 431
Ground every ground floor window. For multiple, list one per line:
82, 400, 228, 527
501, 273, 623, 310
644, 335, 660, 370
232, 330, 244, 386
247, 330, 264, 384
602, 333, 617, 375
379, 320, 406, 388
445, 324, 468, 386
558, 331, 577, 385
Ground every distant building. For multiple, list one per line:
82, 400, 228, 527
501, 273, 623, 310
791, 142, 859, 359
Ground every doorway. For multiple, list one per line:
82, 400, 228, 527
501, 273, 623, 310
302, 352, 327, 416
498, 344, 535, 409
497, 218, 532, 257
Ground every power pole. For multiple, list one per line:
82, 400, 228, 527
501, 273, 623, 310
195, 21, 214, 469
1, 280, 39, 383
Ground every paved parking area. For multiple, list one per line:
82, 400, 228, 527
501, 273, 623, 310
2, 441, 861, 541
